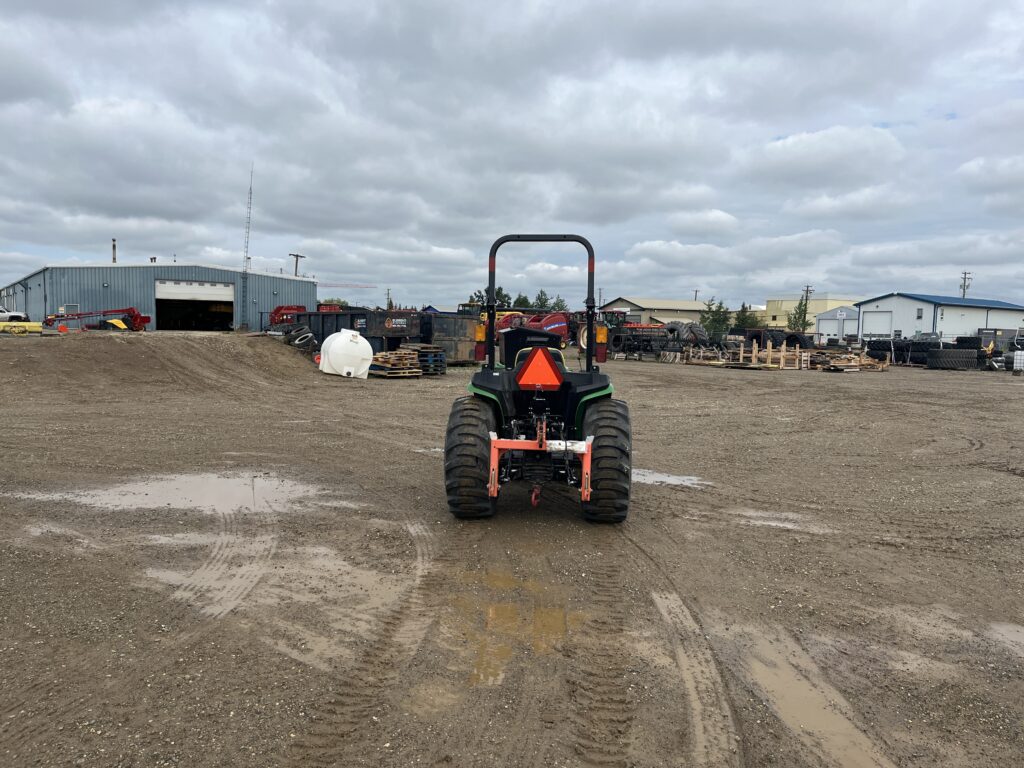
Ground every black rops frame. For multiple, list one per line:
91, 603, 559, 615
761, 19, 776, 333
486, 234, 596, 372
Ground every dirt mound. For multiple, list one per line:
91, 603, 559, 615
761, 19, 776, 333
0, 333, 317, 393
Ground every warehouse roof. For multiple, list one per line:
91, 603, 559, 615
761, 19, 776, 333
39, 263, 315, 283
816, 305, 859, 319
855, 292, 1024, 310
600, 296, 705, 311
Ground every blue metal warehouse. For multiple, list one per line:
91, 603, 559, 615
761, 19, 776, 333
0, 264, 316, 331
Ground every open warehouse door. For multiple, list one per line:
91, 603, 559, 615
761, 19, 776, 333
155, 279, 235, 331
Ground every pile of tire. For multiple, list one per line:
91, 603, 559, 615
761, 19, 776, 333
664, 321, 710, 347
926, 348, 981, 370
954, 336, 982, 349
745, 329, 815, 349
277, 323, 319, 354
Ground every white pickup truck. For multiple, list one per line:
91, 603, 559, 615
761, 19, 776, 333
0, 305, 29, 322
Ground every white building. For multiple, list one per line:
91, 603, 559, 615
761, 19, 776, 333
815, 305, 859, 339
855, 292, 1024, 339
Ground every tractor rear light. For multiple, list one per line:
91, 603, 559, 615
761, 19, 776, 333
514, 347, 563, 391
474, 324, 487, 342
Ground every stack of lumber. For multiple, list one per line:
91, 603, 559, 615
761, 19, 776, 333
369, 350, 421, 378
401, 343, 447, 375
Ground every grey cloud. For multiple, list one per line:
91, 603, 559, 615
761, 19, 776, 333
743, 126, 905, 190
2, 0, 1024, 309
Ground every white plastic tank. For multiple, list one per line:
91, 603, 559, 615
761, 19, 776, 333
319, 329, 374, 378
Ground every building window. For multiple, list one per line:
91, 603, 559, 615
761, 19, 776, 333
916, 308, 923, 319
771, 315, 777, 321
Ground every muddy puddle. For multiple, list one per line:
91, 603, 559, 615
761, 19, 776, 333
737, 628, 897, 768
444, 569, 585, 686
13, 473, 321, 515
632, 469, 712, 488
725, 507, 832, 534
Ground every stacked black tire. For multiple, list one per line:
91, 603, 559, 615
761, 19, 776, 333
746, 329, 814, 349
664, 321, 710, 347
927, 348, 981, 370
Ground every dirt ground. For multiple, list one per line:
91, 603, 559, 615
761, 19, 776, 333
0, 333, 1021, 768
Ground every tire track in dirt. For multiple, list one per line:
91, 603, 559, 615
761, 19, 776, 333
0, 477, 283, 757
731, 626, 898, 768
619, 526, 743, 767
624, 520, 900, 768
566, 559, 634, 767
287, 522, 475, 766
651, 592, 741, 768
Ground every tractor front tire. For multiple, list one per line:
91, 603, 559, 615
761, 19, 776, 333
581, 399, 631, 523
444, 397, 498, 519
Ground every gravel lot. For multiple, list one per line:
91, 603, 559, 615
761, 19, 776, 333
1, 333, 1022, 767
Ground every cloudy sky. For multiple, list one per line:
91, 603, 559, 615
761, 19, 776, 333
1, 0, 1022, 309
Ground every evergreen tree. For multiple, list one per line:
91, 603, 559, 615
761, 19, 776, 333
786, 295, 813, 331
513, 293, 531, 309
699, 298, 732, 338
469, 286, 513, 306
731, 302, 761, 330
550, 295, 569, 312
533, 289, 551, 310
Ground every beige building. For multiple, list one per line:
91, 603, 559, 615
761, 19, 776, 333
599, 297, 705, 324
763, 293, 859, 329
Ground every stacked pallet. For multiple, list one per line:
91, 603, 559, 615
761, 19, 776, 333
369, 350, 421, 378
401, 343, 448, 376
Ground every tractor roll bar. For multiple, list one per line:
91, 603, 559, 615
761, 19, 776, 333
486, 234, 596, 372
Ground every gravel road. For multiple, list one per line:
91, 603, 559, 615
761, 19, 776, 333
1, 333, 1021, 767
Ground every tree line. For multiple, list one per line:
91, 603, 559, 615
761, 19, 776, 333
698, 296, 813, 337
467, 288, 569, 312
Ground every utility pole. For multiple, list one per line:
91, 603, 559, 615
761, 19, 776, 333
693, 289, 699, 301
289, 253, 306, 277
239, 163, 254, 331
802, 284, 814, 305
960, 271, 972, 298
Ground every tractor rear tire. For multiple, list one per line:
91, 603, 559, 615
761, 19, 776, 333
581, 399, 631, 523
444, 397, 498, 519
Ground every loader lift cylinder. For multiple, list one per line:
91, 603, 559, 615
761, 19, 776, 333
486, 234, 596, 372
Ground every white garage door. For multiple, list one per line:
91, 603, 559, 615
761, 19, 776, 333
861, 310, 892, 336
155, 280, 234, 301
817, 319, 839, 337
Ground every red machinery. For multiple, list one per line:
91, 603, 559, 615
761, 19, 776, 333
269, 305, 307, 325
494, 311, 573, 343
43, 307, 151, 332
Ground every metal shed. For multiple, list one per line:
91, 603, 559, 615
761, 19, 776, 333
0, 264, 316, 331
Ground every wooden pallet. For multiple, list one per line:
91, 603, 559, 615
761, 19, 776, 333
400, 343, 447, 375
369, 367, 422, 378
370, 350, 422, 378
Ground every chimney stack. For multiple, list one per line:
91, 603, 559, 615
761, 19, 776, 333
112, 238, 117, 264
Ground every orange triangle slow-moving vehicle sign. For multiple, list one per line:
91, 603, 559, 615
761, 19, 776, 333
515, 346, 564, 391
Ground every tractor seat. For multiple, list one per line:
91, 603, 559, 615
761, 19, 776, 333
513, 346, 567, 371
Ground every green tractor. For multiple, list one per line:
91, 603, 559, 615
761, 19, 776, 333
444, 234, 631, 523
